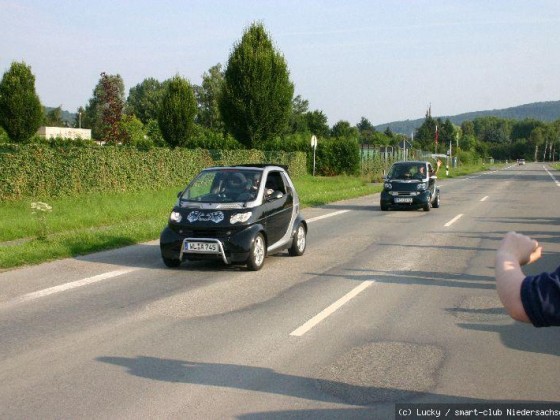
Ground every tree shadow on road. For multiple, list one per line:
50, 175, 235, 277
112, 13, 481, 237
96, 355, 550, 418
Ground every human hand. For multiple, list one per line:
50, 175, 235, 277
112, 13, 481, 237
497, 231, 542, 266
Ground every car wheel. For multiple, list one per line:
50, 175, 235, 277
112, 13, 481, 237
423, 203, 431, 211
432, 193, 440, 208
162, 256, 181, 268
380, 203, 389, 211
247, 233, 266, 271
289, 223, 306, 256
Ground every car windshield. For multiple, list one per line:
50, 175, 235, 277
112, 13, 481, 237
387, 163, 426, 180
180, 169, 262, 203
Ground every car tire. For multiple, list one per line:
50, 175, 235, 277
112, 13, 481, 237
432, 193, 440, 208
162, 256, 181, 268
247, 233, 266, 271
423, 203, 431, 212
380, 203, 389, 211
288, 223, 306, 256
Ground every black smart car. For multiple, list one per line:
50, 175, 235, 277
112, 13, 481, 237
160, 165, 307, 270
380, 160, 440, 211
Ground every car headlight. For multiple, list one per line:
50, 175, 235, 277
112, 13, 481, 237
384, 182, 392, 190
230, 212, 252, 224
417, 182, 427, 190
169, 211, 182, 223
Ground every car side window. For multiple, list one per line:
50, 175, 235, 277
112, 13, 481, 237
265, 172, 286, 194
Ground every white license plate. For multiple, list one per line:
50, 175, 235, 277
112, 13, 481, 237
395, 197, 413, 203
185, 241, 219, 252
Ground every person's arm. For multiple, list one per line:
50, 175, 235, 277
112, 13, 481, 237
495, 231, 542, 322
433, 159, 442, 175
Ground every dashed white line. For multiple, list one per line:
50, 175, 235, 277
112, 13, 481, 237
480, 196, 489, 202
5, 268, 138, 306
307, 210, 350, 223
290, 280, 374, 337
444, 214, 463, 227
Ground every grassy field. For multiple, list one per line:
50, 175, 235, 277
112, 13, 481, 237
0, 163, 497, 270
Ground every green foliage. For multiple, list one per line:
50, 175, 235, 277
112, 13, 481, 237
304, 110, 330, 138
0, 61, 43, 143
220, 22, 294, 148
0, 143, 306, 201
126, 77, 167, 124
188, 125, 243, 149
44, 106, 65, 127
145, 119, 165, 147
331, 120, 359, 139
315, 137, 360, 176
158, 75, 197, 148
194, 64, 225, 131
119, 114, 146, 146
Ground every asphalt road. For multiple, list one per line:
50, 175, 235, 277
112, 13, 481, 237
1, 163, 559, 419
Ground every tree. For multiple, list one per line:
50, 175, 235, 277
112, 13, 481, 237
158, 75, 197, 148
83, 72, 125, 141
219, 22, 294, 148
289, 95, 310, 133
119, 114, 145, 146
414, 113, 438, 150
99, 72, 125, 143
0, 61, 43, 142
44, 106, 65, 127
305, 110, 330, 138
331, 120, 359, 139
126, 78, 166, 124
194, 64, 225, 131
357, 117, 376, 145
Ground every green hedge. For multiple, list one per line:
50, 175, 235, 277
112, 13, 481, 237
0, 144, 307, 201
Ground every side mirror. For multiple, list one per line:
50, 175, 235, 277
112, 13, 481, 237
177, 191, 183, 198
266, 190, 284, 201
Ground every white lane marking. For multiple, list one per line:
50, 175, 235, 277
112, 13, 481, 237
307, 210, 350, 223
290, 280, 374, 337
444, 214, 463, 227
543, 165, 560, 187
6, 268, 138, 305
480, 196, 489, 202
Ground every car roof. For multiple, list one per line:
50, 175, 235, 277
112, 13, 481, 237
392, 160, 428, 166
203, 164, 288, 172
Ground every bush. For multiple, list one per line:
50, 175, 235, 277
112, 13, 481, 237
0, 143, 306, 200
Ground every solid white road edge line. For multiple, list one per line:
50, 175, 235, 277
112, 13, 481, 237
290, 280, 374, 337
5, 268, 139, 306
307, 209, 350, 223
444, 214, 463, 227
480, 196, 489, 202
543, 165, 560, 187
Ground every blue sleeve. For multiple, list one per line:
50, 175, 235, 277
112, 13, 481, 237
521, 265, 560, 327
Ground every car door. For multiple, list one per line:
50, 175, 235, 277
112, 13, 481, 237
427, 163, 436, 195
262, 171, 293, 247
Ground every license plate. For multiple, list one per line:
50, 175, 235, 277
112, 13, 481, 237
185, 241, 219, 253
395, 197, 413, 203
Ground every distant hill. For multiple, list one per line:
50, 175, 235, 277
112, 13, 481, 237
375, 100, 560, 135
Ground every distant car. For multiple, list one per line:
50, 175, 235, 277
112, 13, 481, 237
160, 165, 307, 271
380, 160, 440, 211
517, 159, 526, 165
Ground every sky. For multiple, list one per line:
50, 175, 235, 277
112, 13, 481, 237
1, 0, 560, 126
